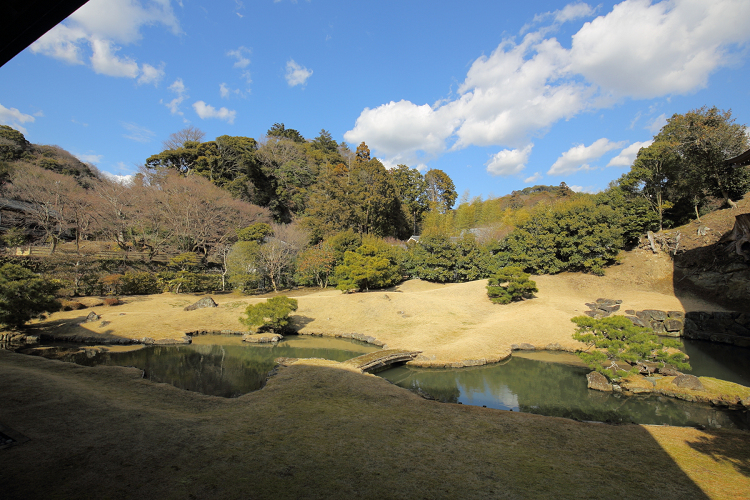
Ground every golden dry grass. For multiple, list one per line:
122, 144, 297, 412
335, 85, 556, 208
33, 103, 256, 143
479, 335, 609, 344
28, 249, 726, 365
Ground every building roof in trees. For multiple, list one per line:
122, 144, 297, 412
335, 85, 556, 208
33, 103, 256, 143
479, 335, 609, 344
725, 148, 750, 167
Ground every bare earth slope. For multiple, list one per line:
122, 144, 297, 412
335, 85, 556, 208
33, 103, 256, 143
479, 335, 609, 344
29, 249, 726, 365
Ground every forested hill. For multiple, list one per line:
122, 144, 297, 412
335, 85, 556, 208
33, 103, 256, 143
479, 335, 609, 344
0, 106, 748, 294
0, 125, 97, 183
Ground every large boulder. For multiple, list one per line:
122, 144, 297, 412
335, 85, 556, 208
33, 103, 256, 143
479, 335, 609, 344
586, 371, 613, 392
644, 309, 668, 321
672, 374, 704, 391
184, 297, 218, 311
664, 319, 684, 333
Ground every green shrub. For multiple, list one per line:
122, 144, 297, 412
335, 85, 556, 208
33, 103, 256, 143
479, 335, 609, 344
240, 296, 298, 332
120, 271, 160, 295
571, 315, 690, 380
0, 263, 61, 329
335, 238, 402, 292
486, 267, 537, 304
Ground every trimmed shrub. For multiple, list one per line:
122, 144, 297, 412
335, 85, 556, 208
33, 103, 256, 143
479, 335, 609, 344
486, 267, 538, 304
103, 297, 120, 306
571, 315, 690, 380
0, 263, 61, 329
240, 296, 298, 332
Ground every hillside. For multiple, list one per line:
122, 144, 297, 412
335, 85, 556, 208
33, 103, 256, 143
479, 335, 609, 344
659, 192, 750, 310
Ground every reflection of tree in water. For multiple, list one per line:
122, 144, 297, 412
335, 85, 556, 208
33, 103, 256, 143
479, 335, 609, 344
26, 340, 377, 398
380, 357, 748, 429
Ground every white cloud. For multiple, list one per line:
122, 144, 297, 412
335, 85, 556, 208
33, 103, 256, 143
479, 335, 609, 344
486, 144, 534, 176
569, 0, 750, 98
122, 122, 156, 143
90, 38, 139, 78
101, 171, 134, 185
74, 153, 103, 164
524, 172, 543, 184
227, 46, 251, 68
530, 2, 596, 27
68, 0, 180, 44
345, 0, 750, 169
163, 78, 188, 115
285, 59, 313, 87
548, 138, 624, 176
193, 101, 236, 124
220, 82, 242, 98
138, 63, 165, 86
30, 0, 179, 81
646, 113, 667, 134
0, 104, 36, 134
607, 140, 653, 167
29, 24, 87, 64
569, 185, 600, 194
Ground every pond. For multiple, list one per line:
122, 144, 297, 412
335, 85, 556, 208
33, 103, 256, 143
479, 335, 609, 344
12, 335, 750, 429
16, 335, 380, 398
377, 345, 750, 430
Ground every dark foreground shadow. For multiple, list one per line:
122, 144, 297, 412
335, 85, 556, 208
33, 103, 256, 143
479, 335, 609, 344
0, 350, 723, 499
687, 431, 750, 477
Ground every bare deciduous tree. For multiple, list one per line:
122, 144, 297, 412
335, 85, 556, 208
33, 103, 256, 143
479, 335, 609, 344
162, 126, 206, 151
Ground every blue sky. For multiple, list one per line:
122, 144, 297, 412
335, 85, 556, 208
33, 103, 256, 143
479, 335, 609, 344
2, 0, 750, 199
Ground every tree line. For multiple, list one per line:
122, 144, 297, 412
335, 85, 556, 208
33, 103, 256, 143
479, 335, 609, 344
0, 105, 747, 302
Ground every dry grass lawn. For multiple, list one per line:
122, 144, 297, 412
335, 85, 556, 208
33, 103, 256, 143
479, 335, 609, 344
2, 248, 749, 499
28, 249, 728, 365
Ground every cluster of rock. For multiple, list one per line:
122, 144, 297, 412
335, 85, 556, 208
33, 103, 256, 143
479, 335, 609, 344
0, 332, 39, 344
587, 371, 702, 393
242, 333, 284, 343
624, 309, 685, 336
682, 311, 750, 347
583, 298, 622, 319
183, 297, 217, 311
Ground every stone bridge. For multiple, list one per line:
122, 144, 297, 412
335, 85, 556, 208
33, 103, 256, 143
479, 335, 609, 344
345, 349, 422, 373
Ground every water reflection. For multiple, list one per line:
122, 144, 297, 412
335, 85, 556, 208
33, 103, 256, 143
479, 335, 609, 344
18, 335, 379, 398
378, 353, 749, 430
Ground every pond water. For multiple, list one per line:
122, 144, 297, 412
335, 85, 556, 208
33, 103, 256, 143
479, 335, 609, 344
12, 335, 750, 429
16, 335, 379, 398
377, 346, 750, 430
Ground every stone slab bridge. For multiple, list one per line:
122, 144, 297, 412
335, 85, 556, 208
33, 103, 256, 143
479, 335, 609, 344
345, 349, 422, 373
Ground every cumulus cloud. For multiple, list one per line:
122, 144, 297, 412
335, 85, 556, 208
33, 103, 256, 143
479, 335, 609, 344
528, 2, 596, 28
607, 140, 653, 167
548, 138, 624, 176
0, 103, 36, 134
138, 62, 165, 86
524, 172, 543, 184
193, 101, 236, 124
122, 122, 156, 143
569, 0, 750, 98
162, 78, 188, 115
486, 144, 534, 176
30, 0, 179, 82
345, 0, 750, 169
569, 185, 600, 194
90, 38, 139, 77
285, 59, 313, 87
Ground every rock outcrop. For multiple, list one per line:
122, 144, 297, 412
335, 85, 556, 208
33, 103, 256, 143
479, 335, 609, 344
586, 371, 612, 392
184, 297, 218, 311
